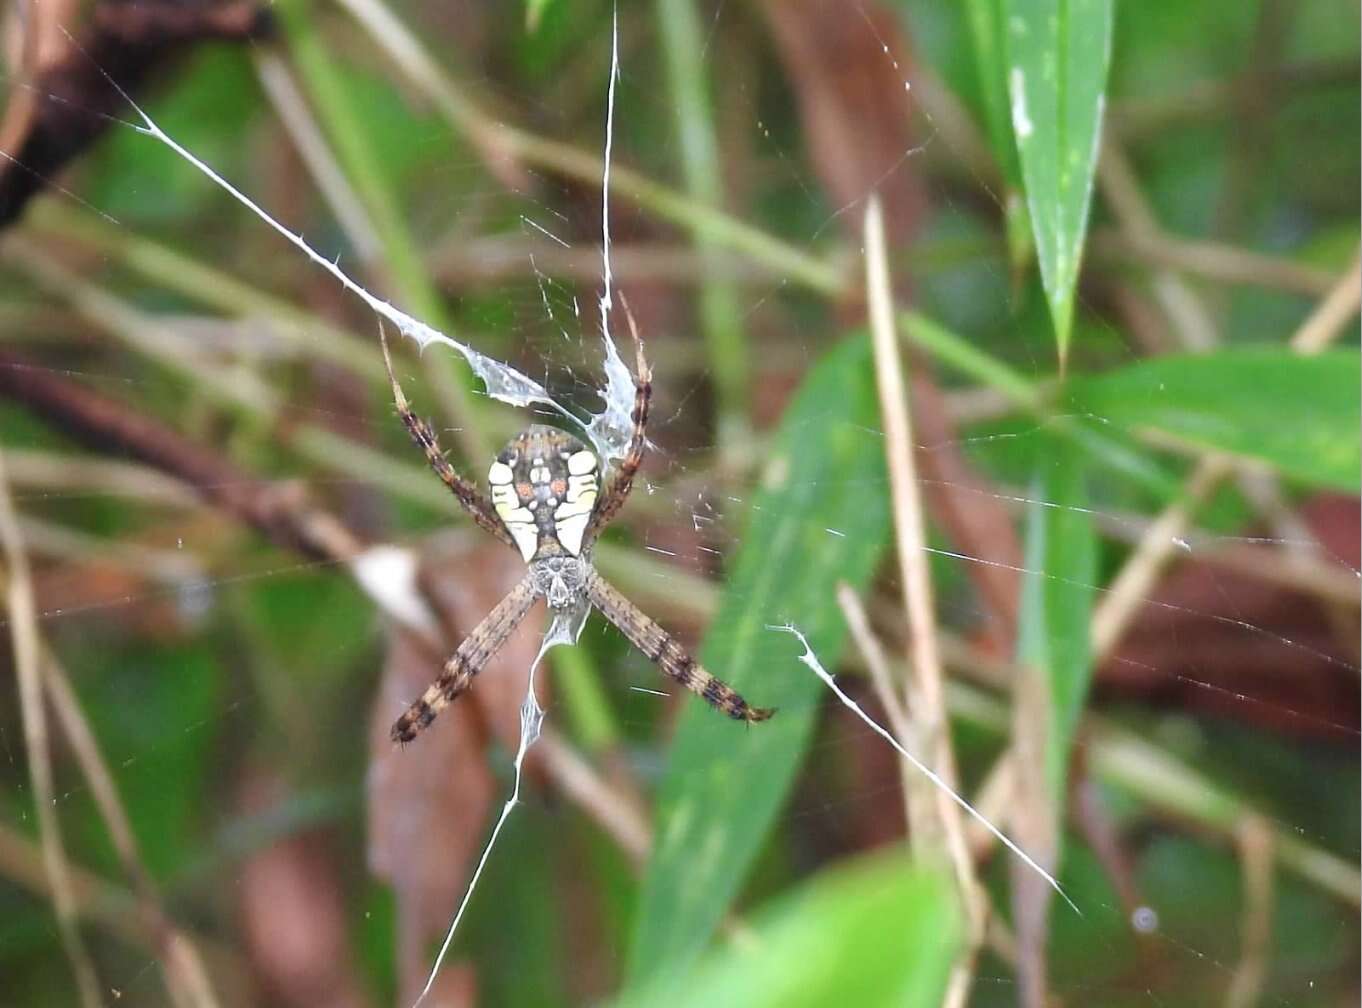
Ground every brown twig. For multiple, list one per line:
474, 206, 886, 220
0, 816, 248, 977
976, 486, 1362, 608
0, 347, 362, 563
4, 447, 199, 508
0, 0, 272, 225
536, 728, 652, 868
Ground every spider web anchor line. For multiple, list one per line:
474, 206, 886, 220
56, 22, 650, 460
586, 4, 641, 469
766, 622, 1080, 916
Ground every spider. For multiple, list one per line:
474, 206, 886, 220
381, 329, 774, 744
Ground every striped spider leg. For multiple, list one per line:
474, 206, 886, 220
379, 330, 515, 549
585, 569, 774, 723
383, 322, 773, 744
390, 575, 538, 743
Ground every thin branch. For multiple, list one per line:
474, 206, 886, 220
944, 672, 1361, 907
18, 513, 205, 583
865, 199, 987, 1008
0, 346, 362, 563
974, 485, 1361, 608
835, 582, 913, 739
4, 448, 198, 508
0, 818, 246, 974
431, 237, 775, 287
253, 50, 383, 267
836, 581, 921, 831
837, 580, 992, 1008
29, 201, 386, 382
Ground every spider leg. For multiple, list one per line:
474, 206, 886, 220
585, 570, 774, 723
585, 312, 652, 541
379, 328, 514, 549
391, 574, 539, 743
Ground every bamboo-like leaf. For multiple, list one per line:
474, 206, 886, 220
1068, 349, 1361, 491
1004, 0, 1114, 360
624, 336, 891, 988
614, 854, 959, 1008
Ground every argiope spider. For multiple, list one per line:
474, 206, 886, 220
381, 329, 774, 744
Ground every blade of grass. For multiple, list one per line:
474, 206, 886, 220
624, 334, 891, 988
335, 0, 845, 294
29, 202, 385, 382
1019, 441, 1096, 805
274, 0, 488, 459
0, 451, 102, 1007
964, 0, 1019, 185
40, 647, 222, 1008
656, 0, 748, 448
1004, 0, 1113, 361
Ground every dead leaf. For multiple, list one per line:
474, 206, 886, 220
367, 537, 546, 1003
236, 767, 367, 1008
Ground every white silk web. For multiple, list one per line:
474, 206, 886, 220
0, 3, 1355, 1007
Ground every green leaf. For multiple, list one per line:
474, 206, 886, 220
624, 335, 892, 987
1016, 436, 1095, 810
1004, 0, 1114, 359
613, 854, 959, 1008
1068, 349, 1361, 491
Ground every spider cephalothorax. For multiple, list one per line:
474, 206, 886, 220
380, 330, 774, 744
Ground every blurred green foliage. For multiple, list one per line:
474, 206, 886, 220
0, 0, 1356, 1005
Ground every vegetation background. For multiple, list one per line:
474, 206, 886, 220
0, 0, 1356, 1005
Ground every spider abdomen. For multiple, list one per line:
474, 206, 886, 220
489, 425, 599, 563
